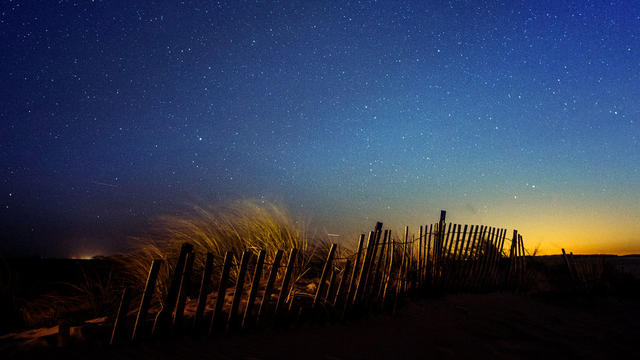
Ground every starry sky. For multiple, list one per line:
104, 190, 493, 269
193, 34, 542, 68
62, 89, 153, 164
1, 0, 639, 257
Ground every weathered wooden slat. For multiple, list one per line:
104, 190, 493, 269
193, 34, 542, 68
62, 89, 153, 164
242, 249, 266, 330
325, 269, 338, 304
425, 223, 432, 285
334, 259, 352, 309
131, 259, 162, 342
193, 252, 214, 331
382, 237, 395, 311
461, 225, 479, 288
256, 249, 284, 324
418, 225, 423, 285
363, 228, 383, 298
227, 251, 250, 332
345, 234, 365, 307
506, 230, 518, 287
274, 248, 298, 320
110, 286, 131, 345
153, 243, 193, 336
173, 251, 195, 331
313, 243, 337, 308
209, 251, 233, 335
353, 232, 376, 305
371, 229, 388, 298
468, 226, 486, 288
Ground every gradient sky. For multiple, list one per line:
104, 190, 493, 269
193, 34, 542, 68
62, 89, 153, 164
1, 0, 639, 257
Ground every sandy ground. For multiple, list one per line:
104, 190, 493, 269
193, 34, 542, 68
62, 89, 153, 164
6, 292, 640, 360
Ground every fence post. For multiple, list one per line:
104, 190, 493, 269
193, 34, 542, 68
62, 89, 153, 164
506, 230, 518, 288
173, 251, 195, 332
371, 229, 388, 299
256, 250, 284, 325
131, 259, 162, 342
334, 259, 352, 309
353, 232, 375, 305
209, 251, 233, 335
242, 250, 266, 330
275, 248, 298, 323
193, 252, 214, 331
227, 251, 250, 332
345, 234, 365, 308
313, 244, 337, 308
110, 287, 131, 345
153, 243, 193, 337
425, 224, 432, 286
382, 237, 395, 311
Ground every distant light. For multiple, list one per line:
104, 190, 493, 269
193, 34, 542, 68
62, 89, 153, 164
327, 233, 341, 237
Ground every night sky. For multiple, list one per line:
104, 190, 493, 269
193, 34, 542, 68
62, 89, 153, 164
1, 0, 639, 257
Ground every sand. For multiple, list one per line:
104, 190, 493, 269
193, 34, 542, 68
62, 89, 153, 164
6, 292, 640, 359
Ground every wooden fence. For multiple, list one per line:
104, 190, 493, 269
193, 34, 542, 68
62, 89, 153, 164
109, 210, 528, 345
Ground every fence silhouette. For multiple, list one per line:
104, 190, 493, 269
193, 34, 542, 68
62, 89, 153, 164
109, 210, 528, 345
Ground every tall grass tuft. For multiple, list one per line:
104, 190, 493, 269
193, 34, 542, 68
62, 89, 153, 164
120, 199, 310, 301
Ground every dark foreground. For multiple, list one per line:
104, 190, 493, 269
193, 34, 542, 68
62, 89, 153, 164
9, 292, 640, 360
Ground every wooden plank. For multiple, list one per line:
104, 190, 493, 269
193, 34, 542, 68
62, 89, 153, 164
131, 259, 162, 342
506, 230, 518, 288
370, 229, 388, 299
193, 252, 214, 331
402, 226, 409, 293
325, 269, 337, 304
482, 228, 501, 289
173, 251, 195, 331
468, 226, 486, 288
153, 243, 193, 336
363, 228, 383, 298
313, 243, 337, 308
447, 224, 463, 290
334, 260, 352, 308
345, 234, 365, 306
242, 249, 266, 330
256, 249, 284, 324
418, 225, 423, 285
227, 251, 250, 332
393, 227, 409, 309
452, 224, 468, 290
382, 237, 395, 311
376, 229, 391, 302
425, 224, 432, 285
110, 287, 131, 345
209, 251, 233, 335
486, 229, 504, 287
353, 231, 376, 305
461, 225, 478, 289
478, 227, 496, 290
274, 248, 298, 320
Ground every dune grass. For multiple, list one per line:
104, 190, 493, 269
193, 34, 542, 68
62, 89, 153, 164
119, 199, 313, 303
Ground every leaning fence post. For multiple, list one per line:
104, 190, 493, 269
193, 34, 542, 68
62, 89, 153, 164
227, 251, 250, 332
274, 248, 298, 323
313, 243, 337, 308
256, 250, 284, 324
382, 237, 395, 311
209, 251, 233, 335
353, 231, 376, 305
371, 229, 388, 298
110, 287, 131, 345
345, 234, 365, 308
173, 251, 195, 332
131, 259, 162, 342
242, 249, 266, 330
153, 243, 193, 337
334, 259, 352, 309
193, 252, 214, 331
